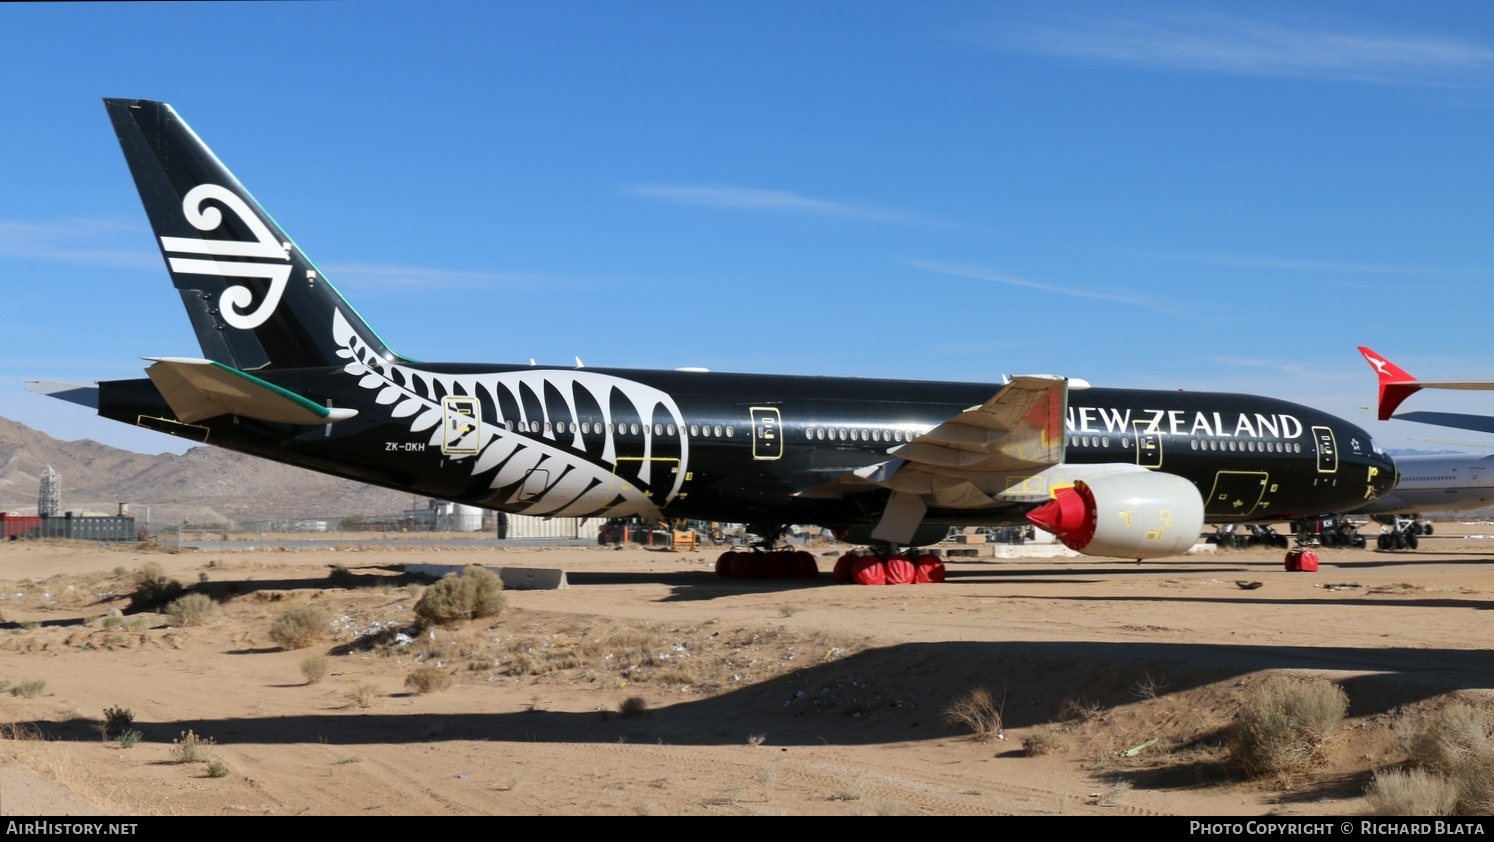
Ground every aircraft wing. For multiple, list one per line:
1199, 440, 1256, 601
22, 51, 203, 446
1359, 346, 1494, 421
144, 357, 358, 425
799, 375, 1070, 542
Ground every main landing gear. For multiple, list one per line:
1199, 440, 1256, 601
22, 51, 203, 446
1375, 516, 1431, 551
1292, 514, 1367, 550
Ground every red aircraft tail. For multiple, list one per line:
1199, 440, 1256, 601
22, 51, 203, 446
1357, 346, 1420, 421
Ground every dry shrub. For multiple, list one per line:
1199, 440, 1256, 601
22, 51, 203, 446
1405, 702, 1494, 815
1058, 696, 1108, 723
1230, 675, 1347, 780
269, 604, 332, 650
1023, 729, 1064, 757
404, 666, 452, 695
944, 686, 1003, 742
619, 696, 648, 717
414, 566, 505, 627
130, 562, 183, 611
101, 706, 134, 739
165, 593, 215, 627
346, 682, 381, 709
300, 656, 329, 685
171, 729, 215, 764
1365, 768, 1459, 816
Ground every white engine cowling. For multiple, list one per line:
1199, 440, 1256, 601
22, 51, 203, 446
1025, 471, 1205, 560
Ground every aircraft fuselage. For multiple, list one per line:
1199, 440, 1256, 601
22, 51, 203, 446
96, 363, 1395, 530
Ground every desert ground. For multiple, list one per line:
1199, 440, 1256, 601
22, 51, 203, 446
0, 525, 1490, 816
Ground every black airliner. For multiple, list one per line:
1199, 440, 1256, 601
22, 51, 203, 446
30, 99, 1399, 559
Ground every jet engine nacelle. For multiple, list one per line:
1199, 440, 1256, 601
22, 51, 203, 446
1025, 471, 1205, 560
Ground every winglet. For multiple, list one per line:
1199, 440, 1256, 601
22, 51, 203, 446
1357, 346, 1420, 421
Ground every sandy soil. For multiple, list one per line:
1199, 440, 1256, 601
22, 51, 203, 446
0, 525, 1489, 816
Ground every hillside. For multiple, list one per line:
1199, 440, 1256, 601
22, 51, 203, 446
0, 417, 415, 525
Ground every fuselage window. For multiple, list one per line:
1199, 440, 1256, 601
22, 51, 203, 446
1102, 437, 1109, 447
872, 430, 881, 442
860, 429, 869, 441
629, 423, 639, 435
690, 424, 699, 436
580, 422, 590, 434
667, 424, 676, 436
503, 420, 514, 431
653, 424, 662, 436
544, 422, 553, 434
1191, 439, 1198, 451
725, 426, 734, 437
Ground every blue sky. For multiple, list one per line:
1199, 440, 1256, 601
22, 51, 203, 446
3, 1, 1493, 454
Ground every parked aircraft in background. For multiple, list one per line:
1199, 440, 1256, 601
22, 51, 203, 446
1359, 346, 1494, 435
27, 99, 1400, 560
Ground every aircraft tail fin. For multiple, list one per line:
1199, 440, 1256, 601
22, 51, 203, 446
104, 98, 398, 371
1357, 346, 1420, 421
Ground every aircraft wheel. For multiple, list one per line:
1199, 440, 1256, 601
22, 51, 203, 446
1425, 524, 1434, 535
1407, 533, 1419, 550
1393, 532, 1406, 550
1377, 534, 1389, 551
1354, 535, 1366, 549
1411, 522, 1424, 536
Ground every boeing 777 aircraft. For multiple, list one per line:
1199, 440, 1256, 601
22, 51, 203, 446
29, 99, 1399, 560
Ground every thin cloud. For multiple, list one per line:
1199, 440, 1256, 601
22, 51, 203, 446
0, 219, 158, 269
990, 11, 1494, 85
324, 262, 583, 291
1144, 250, 1488, 275
627, 183, 945, 226
905, 258, 1153, 308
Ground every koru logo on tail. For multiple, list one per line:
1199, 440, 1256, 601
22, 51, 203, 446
160, 184, 291, 330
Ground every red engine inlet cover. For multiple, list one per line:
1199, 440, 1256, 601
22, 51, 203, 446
1025, 484, 1098, 551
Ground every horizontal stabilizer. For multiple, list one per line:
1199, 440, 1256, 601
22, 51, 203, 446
25, 381, 100, 409
144, 357, 357, 425
1392, 411, 1494, 437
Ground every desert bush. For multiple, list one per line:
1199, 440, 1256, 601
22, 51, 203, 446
300, 656, 330, 685
206, 760, 230, 778
619, 696, 648, 717
944, 686, 1003, 742
414, 566, 505, 627
165, 593, 215, 627
102, 705, 134, 738
1230, 675, 1348, 779
1406, 702, 1494, 815
9, 679, 45, 698
269, 604, 332, 650
404, 666, 452, 695
1365, 768, 1458, 816
1023, 729, 1064, 757
171, 729, 215, 764
1058, 696, 1108, 723
131, 562, 183, 611
346, 683, 381, 709
115, 729, 143, 749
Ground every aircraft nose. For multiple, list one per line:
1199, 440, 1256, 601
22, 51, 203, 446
1362, 434, 1399, 499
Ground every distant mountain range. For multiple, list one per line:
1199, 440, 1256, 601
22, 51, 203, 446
0, 417, 416, 526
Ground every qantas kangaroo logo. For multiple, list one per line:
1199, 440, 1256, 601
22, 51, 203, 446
160, 184, 292, 330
